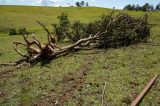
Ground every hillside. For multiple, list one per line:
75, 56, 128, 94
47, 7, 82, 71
0, 5, 111, 32
0, 6, 160, 106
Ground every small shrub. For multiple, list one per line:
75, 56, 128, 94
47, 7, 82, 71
0, 52, 3, 56
9, 27, 29, 35
9, 28, 17, 35
52, 13, 70, 41
18, 27, 28, 35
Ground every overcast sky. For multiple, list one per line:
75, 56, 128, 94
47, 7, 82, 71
0, 0, 159, 9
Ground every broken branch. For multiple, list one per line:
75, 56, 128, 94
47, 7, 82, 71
131, 75, 159, 106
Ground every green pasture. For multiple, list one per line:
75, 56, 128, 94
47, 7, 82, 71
0, 5, 160, 106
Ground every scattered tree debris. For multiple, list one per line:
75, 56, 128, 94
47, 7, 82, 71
131, 75, 159, 106
11, 13, 150, 66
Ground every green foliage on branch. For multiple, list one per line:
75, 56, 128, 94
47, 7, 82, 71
52, 11, 150, 48
83, 12, 150, 48
69, 20, 86, 42
52, 13, 70, 41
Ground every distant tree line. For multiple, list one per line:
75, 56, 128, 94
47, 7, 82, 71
75, 1, 89, 7
123, 2, 160, 11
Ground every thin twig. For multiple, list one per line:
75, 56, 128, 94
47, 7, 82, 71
1, 65, 4, 72
101, 82, 107, 106
0, 63, 16, 66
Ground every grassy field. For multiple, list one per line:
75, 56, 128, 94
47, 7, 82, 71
0, 6, 160, 106
0, 5, 111, 32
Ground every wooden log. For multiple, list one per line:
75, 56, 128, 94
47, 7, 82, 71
131, 75, 159, 106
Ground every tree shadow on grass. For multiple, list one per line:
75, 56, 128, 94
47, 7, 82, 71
39, 58, 52, 68
29, 48, 109, 68
29, 57, 53, 68
0, 51, 3, 56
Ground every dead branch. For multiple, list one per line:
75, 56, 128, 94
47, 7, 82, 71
101, 82, 107, 106
13, 42, 29, 58
0, 65, 4, 71
0, 63, 16, 66
131, 75, 159, 106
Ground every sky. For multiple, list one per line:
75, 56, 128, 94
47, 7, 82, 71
0, 0, 159, 9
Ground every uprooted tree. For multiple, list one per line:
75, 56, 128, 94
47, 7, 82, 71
12, 12, 150, 66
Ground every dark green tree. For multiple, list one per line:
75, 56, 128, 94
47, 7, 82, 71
135, 4, 141, 11
124, 3, 155, 11
155, 3, 160, 10
85, 2, 89, 6
142, 3, 150, 11
131, 4, 136, 10
123, 4, 132, 10
81, 1, 85, 6
150, 5, 154, 11
18, 27, 28, 35
75, 2, 80, 7
9, 28, 17, 35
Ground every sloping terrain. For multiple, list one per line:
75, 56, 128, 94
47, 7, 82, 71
0, 6, 160, 106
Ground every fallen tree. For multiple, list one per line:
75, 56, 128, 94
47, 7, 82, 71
11, 12, 150, 66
